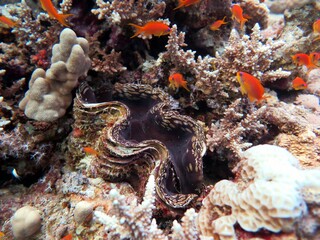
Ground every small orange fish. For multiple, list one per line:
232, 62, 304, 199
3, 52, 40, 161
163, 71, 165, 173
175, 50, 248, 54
309, 52, 320, 66
313, 19, 320, 41
168, 73, 190, 92
292, 77, 308, 90
292, 53, 317, 70
210, 16, 227, 31
61, 233, 72, 240
39, 0, 73, 26
83, 147, 99, 156
230, 4, 249, 30
129, 21, 171, 38
236, 71, 265, 103
0, 15, 17, 28
174, 0, 201, 10
0, 232, 5, 239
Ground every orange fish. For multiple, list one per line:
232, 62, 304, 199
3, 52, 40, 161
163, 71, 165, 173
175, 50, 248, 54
0, 232, 5, 239
61, 233, 72, 240
292, 77, 307, 90
230, 4, 249, 30
236, 71, 265, 103
0, 15, 17, 28
292, 53, 317, 70
129, 21, 171, 38
83, 147, 99, 156
168, 73, 190, 91
174, 0, 201, 10
210, 16, 227, 31
313, 19, 320, 41
309, 52, 320, 66
39, 0, 73, 26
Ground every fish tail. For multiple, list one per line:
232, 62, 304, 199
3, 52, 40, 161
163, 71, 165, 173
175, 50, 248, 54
312, 36, 320, 42
222, 16, 227, 23
240, 18, 248, 30
57, 13, 73, 27
182, 82, 190, 92
128, 23, 143, 38
173, 0, 185, 10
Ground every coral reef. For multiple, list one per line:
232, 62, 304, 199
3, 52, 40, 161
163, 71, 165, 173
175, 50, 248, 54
198, 144, 320, 239
1, 0, 320, 239
19, 28, 91, 121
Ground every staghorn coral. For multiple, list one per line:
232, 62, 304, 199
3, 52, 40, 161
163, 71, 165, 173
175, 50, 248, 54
205, 99, 267, 164
91, 0, 166, 26
212, 24, 290, 88
155, 24, 227, 111
198, 144, 320, 240
19, 28, 91, 121
91, 49, 127, 75
94, 175, 166, 240
171, 208, 199, 240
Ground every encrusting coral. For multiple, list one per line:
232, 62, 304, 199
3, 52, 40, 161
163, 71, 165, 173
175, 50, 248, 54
198, 144, 320, 240
19, 28, 91, 121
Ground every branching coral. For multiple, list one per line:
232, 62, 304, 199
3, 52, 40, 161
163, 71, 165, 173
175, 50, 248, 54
206, 99, 320, 168
198, 144, 320, 240
206, 99, 267, 164
91, 49, 127, 75
213, 24, 290, 86
91, 0, 166, 26
94, 175, 166, 240
19, 28, 91, 121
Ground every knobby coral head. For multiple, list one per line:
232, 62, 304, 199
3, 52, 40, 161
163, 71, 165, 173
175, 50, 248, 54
68, 82, 206, 209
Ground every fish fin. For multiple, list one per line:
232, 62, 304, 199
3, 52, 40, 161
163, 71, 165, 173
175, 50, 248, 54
182, 83, 190, 92
240, 18, 248, 30
313, 36, 320, 42
174, 0, 185, 10
57, 13, 73, 27
247, 94, 256, 102
40, 0, 46, 11
129, 23, 143, 38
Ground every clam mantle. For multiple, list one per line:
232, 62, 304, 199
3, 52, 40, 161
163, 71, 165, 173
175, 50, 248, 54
68, 83, 206, 208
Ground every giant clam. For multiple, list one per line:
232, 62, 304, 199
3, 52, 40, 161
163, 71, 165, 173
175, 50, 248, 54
68, 83, 206, 209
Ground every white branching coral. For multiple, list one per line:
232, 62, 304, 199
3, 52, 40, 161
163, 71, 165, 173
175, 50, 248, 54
198, 144, 320, 240
171, 208, 199, 240
93, 175, 165, 240
91, 0, 166, 25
